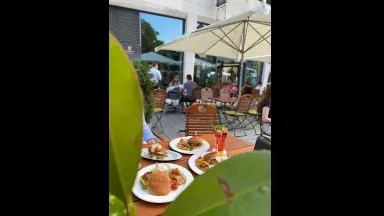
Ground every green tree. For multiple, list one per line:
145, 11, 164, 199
132, 60, 154, 123
141, 19, 164, 53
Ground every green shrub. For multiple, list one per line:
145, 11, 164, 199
132, 60, 154, 123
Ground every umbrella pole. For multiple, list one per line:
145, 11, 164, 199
238, 54, 244, 97
238, 21, 247, 98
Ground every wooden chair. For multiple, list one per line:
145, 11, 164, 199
223, 94, 254, 137
151, 89, 166, 130
212, 88, 220, 97
199, 87, 214, 104
220, 88, 231, 98
191, 87, 202, 102
178, 104, 219, 137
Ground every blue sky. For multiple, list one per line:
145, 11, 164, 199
141, 13, 184, 44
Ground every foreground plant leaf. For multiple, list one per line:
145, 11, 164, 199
109, 33, 143, 213
163, 151, 271, 216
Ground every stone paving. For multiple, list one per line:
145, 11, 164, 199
150, 111, 260, 145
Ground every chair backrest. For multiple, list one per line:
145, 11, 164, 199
201, 88, 213, 100
235, 94, 254, 113
212, 88, 220, 97
219, 88, 230, 98
152, 89, 166, 95
185, 104, 219, 136
252, 89, 260, 99
167, 87, 181, 100
191, 87, 202, 100
152, 89, 166, 109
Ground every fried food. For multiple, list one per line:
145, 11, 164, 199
196, 158, 210, 172
168, 168, 187, 185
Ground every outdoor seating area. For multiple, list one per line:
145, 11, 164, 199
109, 2, 271, 216
151, 86, 266, 140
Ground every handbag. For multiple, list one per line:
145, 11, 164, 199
254, 136, 271, 151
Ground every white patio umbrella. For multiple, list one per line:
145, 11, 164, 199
155, 2, 270, 96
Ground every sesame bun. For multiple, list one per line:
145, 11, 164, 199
188, 136, 203, 145
203, 152, 218, 163
147, 171, 172, 196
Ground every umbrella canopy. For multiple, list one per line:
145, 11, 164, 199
141, 52, 180, 65
155, 3, 270, 62
155, 2, 270, 96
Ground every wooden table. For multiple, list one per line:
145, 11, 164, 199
208, 97, 240, 124
208, 96, 240, 103
135, 133, 253, 216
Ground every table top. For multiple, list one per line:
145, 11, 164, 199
208, 97, 240, 103
135, 133, 253, 216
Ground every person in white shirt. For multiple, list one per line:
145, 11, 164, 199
255, 81, 262, 91
149, 63, 162, 89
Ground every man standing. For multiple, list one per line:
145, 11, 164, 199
149, 63, 162, 89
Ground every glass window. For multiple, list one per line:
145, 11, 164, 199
244, 60, 263, 87
140, 13, 184, 89
194, 22, 217, 88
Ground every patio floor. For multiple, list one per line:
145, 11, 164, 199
150, 111, 260, 145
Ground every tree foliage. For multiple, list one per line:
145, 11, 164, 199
141, 19, 164, 53
132, 60, 154, 123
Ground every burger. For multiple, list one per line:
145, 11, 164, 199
187, 136, 203, 148
148, 143, 168, 160
203, 152, 219, 165
147, 171, 172, 196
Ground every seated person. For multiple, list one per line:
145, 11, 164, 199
142, 115, 156, 144
258, 85, 271, 135
227, 81, 238, 97
166, 79, 180, 94
241, 81, 253, 95
254, 81, 262, 91
182, 74, 197, 98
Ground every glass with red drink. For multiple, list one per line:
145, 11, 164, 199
215, 130, 224, 151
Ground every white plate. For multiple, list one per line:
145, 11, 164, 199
132, 163, 194, 203
188, 152, 211, 175
169, 136, 210, 154
141, 148, 182, 161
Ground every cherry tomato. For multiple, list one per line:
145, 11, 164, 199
171, 183, 178, 190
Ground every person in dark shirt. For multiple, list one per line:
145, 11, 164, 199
241, 81, 253, 95
258, 85, 271, 135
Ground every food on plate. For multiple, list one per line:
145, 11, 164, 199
156, 163, 169, 172
203, 152, 219, 165
139, 165, 187, 196
148, 143, 168, 160
195, 151, 229, 172
171, 183, 178, 190
188, 136, 203, 147
147, 171, 172, 196
196, 156, 210, 172
140, 171, 152, 188
168, 168, 187, 185
177, 136, 203, 151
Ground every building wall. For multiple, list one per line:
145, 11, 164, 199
109, 0, 265, 81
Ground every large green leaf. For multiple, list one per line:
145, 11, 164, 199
109, 33, 143, 213
163, 151, 271, 216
